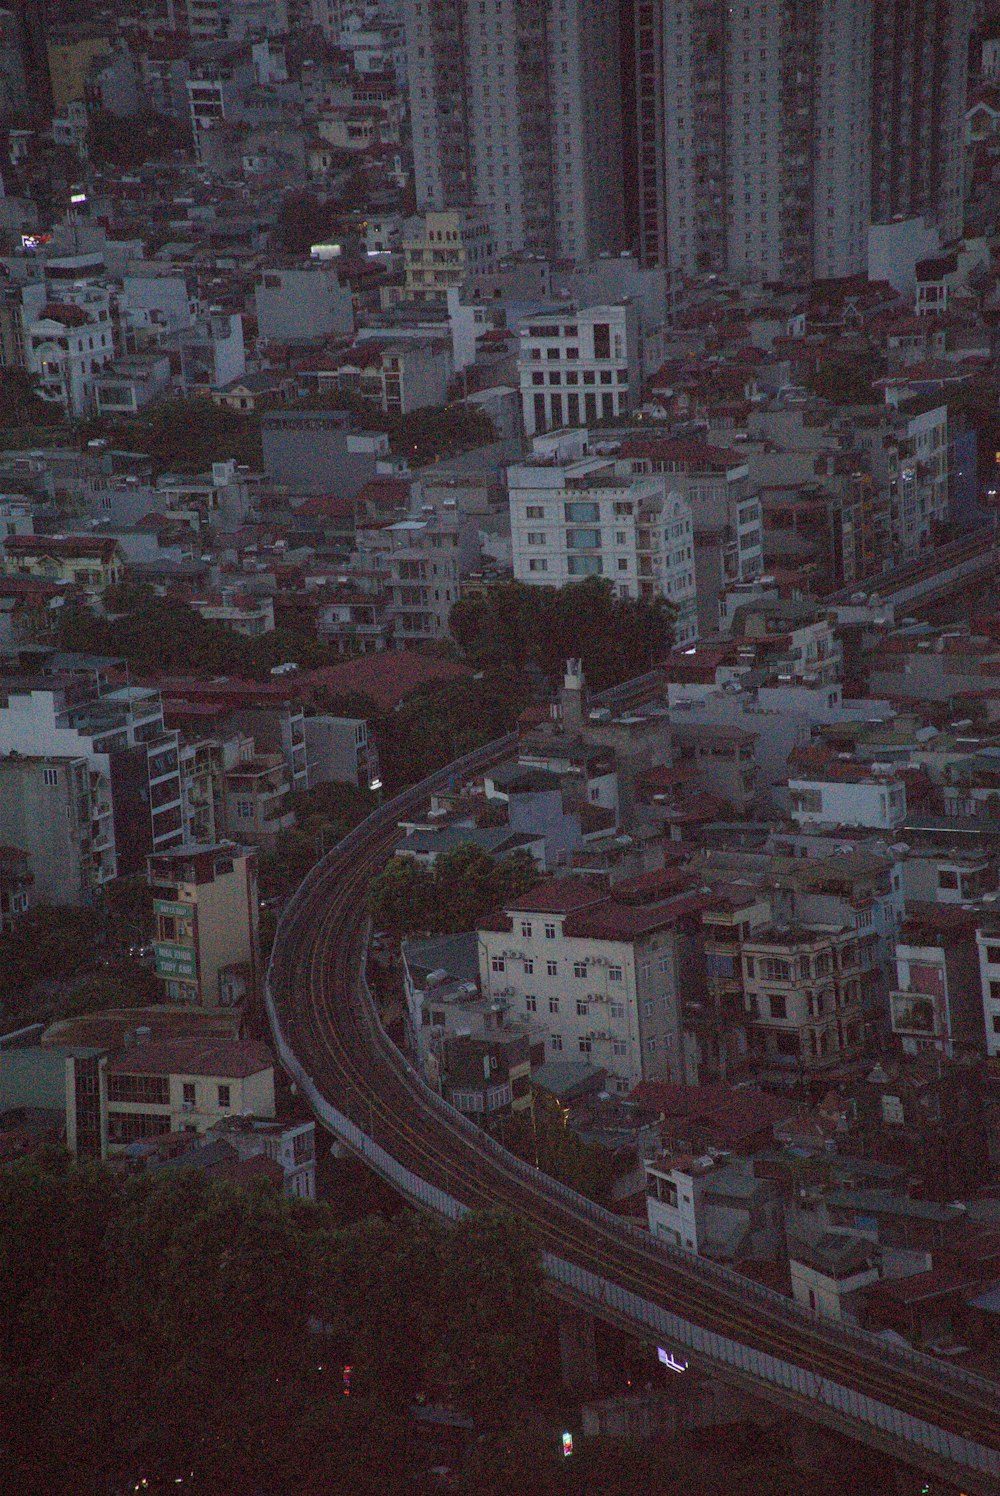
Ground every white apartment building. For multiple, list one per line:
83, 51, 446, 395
616, 437, 762, 635
0, 685, 187, 881
25, 255, 116, 418
518, 304, 640, 438
403, 0, 624, 261
355, 501, 479, 643
788, 763, 907, 831
509, 448, 697, 643
478, 880, 695, 1093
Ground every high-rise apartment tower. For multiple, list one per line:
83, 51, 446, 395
635, 0, 970, 282
870, 0, 972, 245
403, 0, 624, 260
635, 0, 871, 282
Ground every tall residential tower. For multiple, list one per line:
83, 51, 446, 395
404, 0, 624, 260
870, 0, 972, 245
636, 0, 872, 282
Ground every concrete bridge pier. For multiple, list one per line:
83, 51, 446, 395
558, 1307, 600, 1391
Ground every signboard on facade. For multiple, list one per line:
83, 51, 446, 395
154, 899, 194, 920
154, 942, 196, 979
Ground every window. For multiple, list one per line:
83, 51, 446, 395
608, 966, 623, 982
993, 1014, 1000, 1033
523, 958, 534, 975
491, 957, 505, 973
544, 923, 556, 940
990, 980, 1000, 1001
573, 961, 587, 978
547, 959, 558, 976
745, 956, 755, 977
107, 1073, 169, 1106
217, 1084, 231, 1109
236, 799, 254, 819
521, 921, 532, 938
42, 767, 59, 787
645, 1036, 656, 1053
576, 999, 589, 1017
526, 505, 544, 519
769, 994, 787, 1020
610, 1002, 625, 1020
986, 946, 1000, 965
643, 1000, 653, 1019
938, 869, 959, 890
182, 1082, 195, 1105
549, 996, 559, 1014
550, 1034, 563, 1052
525, 995, 537, 1013
528, 559, 548, 572
612, 1039, 627, 1056
579, 1037, 592, 1054
593, 322, 611, 359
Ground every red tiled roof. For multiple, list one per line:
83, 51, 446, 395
503, 878, 606, 916
630, 1081, 789, 1147
865, 1268, 977, 1307
108, 1038, 273, 1079
294, 493, 355, 519
5, 534, 122, 561
618, 437, 744, 470
565, 892, 707, 939
354, 477, 412, 510
298, 651, 471, 713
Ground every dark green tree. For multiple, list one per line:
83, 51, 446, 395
0, 368, 56, 424
86, 109, 193, 169
277, 190, 335, 254
369, 854, 436, 934
369, 846, 538, 936
450, 577, 676, 691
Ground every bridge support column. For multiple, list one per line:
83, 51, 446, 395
558, 1307, 599, 1392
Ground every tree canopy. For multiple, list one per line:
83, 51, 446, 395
370, 844, 538, 936
0, 1155, 546, 1494
449, 577, 676, 692
77, 397, 262, 475
56, 585, 329, 679
0, 369, 58, 425
86, 109, 193, 170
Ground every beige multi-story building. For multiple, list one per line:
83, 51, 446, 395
2, 534, 124, 595
478, 878, 703, 1093
147, 841, 261, 1010
105, 1036, 275, 1149
741, 924, 868, 1074
46, 24, 112, 112
399, 209, 496, 305
403, 0, 624, 261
